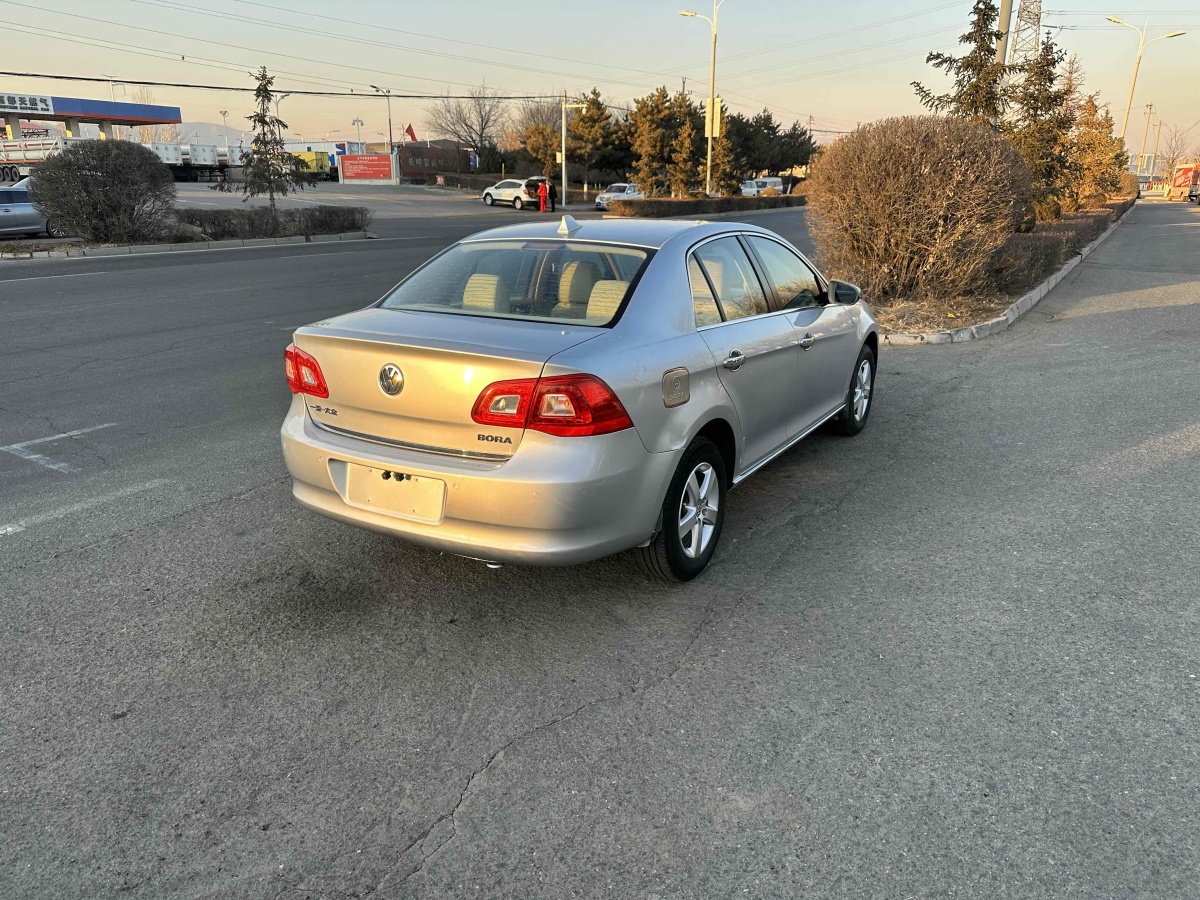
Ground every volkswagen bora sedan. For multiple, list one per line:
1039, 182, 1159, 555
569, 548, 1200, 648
281, 216, 878, 580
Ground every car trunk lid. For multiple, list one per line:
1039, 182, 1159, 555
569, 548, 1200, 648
293, 308, 600, 459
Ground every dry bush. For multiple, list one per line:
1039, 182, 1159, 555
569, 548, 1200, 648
174, 206, 373, 240
29, 140, 175, 243
760, 186, 780, 197
807, 116, 1032, 303
986, 206, 1118, 295
1117, 170, 1140, 199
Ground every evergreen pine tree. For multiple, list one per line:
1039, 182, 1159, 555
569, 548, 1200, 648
704, 111, 743, 196
1007, 32, 1074, 218
1070, 95, 1128, 206
912, 0, 1023, 127
668, 116, 699, 197
215, 67, 314, 208
630, 87, 675, 197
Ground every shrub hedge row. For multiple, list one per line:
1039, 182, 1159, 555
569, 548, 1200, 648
987, 198, 1134, 295
174, 205, 373, 241
605, 195, 807, 218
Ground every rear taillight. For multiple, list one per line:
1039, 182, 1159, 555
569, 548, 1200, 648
471, 374, 633, 437
284, 343, 329, 398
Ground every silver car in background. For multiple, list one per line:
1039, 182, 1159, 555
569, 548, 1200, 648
594, 182, 644, 209
0, 178, 67, 238
281, 216, 878, 580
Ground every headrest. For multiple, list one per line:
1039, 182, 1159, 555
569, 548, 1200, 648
462, 274, 508, 313
584, 280, 628, 322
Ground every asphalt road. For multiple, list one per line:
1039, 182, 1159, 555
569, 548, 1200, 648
1, 202, 1196, 899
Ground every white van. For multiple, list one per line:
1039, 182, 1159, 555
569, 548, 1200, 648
740, 176, 784, 197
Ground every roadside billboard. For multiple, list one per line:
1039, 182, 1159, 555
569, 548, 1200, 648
341, 154, 394, 181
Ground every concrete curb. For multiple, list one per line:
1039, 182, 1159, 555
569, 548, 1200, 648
882, 205, 1132, 347
0, 231, 377, 260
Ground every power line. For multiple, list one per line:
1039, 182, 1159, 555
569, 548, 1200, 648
0, 70, 556, 100
0, 0, 543, 95
126, 0, 684, 92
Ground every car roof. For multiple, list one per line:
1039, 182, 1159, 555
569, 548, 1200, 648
462, 217, 766, 250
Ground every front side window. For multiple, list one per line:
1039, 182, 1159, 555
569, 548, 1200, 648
692, 237, 768, 321
379, 240, 651, 326
746, 236, 822, 310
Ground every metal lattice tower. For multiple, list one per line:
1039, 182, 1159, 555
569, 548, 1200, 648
1006, 0, 1043, 67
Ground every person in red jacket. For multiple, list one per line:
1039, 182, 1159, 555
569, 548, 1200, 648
537, 179, 548, 213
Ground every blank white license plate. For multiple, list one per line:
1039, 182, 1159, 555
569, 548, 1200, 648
344, 464, 446, 524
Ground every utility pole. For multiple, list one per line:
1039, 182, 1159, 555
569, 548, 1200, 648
995, 0, 1015, 62
1138, 103, 1154, 175
561, 91, 587, 207
1150, 117, 1163, 177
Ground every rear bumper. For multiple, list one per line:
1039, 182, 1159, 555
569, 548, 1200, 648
280, 396, 677, 566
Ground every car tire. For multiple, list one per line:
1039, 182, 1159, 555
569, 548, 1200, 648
636, 436, 727, 582
513, 197, 524, 210
834, 344, 876, 436
483, 193, 494, 206
45, 221, 68, 238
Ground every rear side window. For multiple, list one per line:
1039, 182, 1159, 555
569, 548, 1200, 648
692, 237, 768, 321
379, 240, 651, 326
0, 191, 12, 204
687, 256, 722, 327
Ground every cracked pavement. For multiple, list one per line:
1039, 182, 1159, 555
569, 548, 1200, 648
1, 202, 1198, 899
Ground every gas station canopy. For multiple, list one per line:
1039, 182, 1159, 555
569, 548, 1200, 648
1, 92, 182, 139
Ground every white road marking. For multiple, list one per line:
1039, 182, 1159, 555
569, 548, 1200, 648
0, 479, 171, 536
0, 423, 117, 473
0, 271, 109, 283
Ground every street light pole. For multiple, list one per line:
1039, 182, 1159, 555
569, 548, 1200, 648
1106, 17, 1186, 140
681, 0, 728, 196
370, 86, 394, 152
352, 117, 364, 144
561, 91, 587, 207
219, 110, 229, 152
273, 92, 292, 121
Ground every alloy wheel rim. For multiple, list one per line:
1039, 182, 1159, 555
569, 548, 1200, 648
678, 461, 719, 559
852, 360, 872, 421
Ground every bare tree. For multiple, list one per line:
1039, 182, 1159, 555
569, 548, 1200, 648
1158, 124, 1191, 178
129, 87, 180, 144
514, 99, 559, 134
425, 83, 509, 150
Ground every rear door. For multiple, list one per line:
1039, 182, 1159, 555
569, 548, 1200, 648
692, 236, 796, 471
10, 189, 41, 232
744, 235, 858, 433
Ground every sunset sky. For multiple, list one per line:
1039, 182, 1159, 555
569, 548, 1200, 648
3, 0, 1196, 146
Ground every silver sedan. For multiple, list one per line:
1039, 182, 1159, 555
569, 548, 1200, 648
281, 216, 878, 580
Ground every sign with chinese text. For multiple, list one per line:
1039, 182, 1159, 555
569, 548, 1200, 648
340, 154, 393, 180
0, 95, 54, 116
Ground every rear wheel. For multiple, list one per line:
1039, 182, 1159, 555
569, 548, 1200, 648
513, 197, 524, 210
483, 193, 495, 206
636, 437, 727, 582
45, 220, 68, 238
834, 344, 876, 436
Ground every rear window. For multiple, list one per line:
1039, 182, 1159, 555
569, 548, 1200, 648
378, 240, 651, 326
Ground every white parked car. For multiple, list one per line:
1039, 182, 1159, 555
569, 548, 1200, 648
482, 179, 540, 210
594, 183, 644, 210
740, 177, 784, 197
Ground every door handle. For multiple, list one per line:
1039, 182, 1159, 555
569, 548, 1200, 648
798, 332, 815, 350
722, 349, 746, 371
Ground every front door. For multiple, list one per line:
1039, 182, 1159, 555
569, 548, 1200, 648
691, 236, 797, 471
744, 236, 859, 432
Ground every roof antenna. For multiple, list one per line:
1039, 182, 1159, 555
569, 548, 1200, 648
557, 214, 580, 236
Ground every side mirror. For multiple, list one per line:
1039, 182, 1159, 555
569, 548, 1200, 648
829, 280, 862, 305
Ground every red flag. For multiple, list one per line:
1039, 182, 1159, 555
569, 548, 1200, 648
404, 123, 417, 143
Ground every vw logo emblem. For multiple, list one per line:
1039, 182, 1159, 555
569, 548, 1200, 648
378, 364, 405, 396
